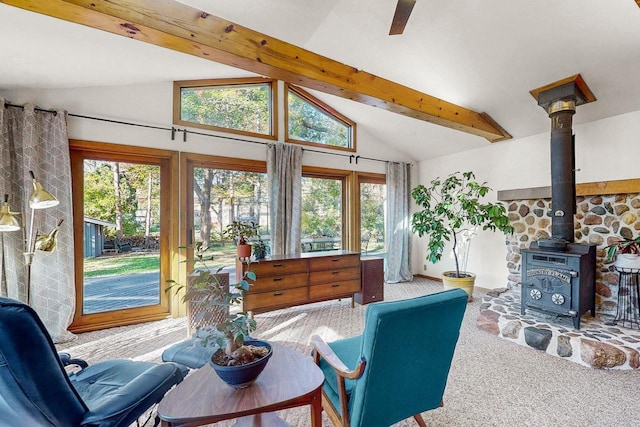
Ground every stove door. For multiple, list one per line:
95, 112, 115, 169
522, 267, 575, 315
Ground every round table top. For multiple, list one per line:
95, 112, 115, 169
158, 342, 324, 425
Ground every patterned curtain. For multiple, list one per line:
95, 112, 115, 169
267, 143, 303, 256
385, 162, 413, 283
0, 100, 75, 342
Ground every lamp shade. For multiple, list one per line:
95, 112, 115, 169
0, 195, 21, 232
28, 171, 59, 209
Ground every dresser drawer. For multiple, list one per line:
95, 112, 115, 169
309, 279, 360, 300
248, 258, 308, 277
309, 267, 360, 286
243, 287, 309, 311
249, 272, 308, 293
309, 254, 360, 271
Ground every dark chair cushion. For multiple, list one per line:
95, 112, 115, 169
71, 359, 184, 426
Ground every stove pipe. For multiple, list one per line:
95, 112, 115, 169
548, 100, 576, 243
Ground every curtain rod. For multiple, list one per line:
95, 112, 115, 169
4, 101, 401, 165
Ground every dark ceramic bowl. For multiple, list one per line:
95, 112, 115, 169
209, 339, 272, 389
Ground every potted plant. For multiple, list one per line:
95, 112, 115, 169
252, 237, 269, 260
411, 171, 513, 301
224, 220, 260, 259
168, 242, 272, 388
605, 236, 640, 269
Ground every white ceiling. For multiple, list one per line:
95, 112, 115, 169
1, 0, 639, 161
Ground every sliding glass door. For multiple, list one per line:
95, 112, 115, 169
70, 141, 177, 332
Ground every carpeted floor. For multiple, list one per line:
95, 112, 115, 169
57, 277, 640, 426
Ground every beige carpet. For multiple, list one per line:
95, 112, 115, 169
57, 278, 640, 426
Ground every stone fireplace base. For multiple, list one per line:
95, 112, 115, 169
477, 288, 640, 370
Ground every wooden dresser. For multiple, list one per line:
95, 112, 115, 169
237, 251, 361, 314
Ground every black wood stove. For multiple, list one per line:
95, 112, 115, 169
521, 242, 595, 329
520, 80, 597, 330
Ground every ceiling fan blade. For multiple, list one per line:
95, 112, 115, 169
389, 0, 416, 35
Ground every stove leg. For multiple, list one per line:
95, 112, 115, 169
573, 316, 580, 330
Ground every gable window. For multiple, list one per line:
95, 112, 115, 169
174, 78, 277, 139
286, 84, 356, 152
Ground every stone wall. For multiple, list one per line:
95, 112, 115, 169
505, 193, 640, 316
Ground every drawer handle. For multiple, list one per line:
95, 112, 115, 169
331, 259, 340, 262
273, 263, 283, 268
331, 284, 340, 288
331, 271, 340, 275
273, 277, 283, 282
274, 292, 284, 296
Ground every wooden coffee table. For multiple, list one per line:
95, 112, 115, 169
158, 342, 324, 426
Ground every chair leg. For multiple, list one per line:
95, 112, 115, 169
413, 414, 427, 427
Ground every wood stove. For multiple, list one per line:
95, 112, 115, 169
520, 78, 597, 330
521, 242, 595, 329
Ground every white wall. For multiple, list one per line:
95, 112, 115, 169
415, 109, 640, 289
2, 83, 413, 172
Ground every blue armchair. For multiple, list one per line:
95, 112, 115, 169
0, 297, 185, 426
312, 288, 468, 427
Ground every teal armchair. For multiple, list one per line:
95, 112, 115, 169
312, 288, 468, 427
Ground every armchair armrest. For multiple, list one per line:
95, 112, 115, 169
311, 335, 366, 380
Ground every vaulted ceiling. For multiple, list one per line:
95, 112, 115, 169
1, 0, 639, 162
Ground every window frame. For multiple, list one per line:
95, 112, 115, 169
285, 83, 357, 152
301, 166, 353, 251
173, 77, 278, 140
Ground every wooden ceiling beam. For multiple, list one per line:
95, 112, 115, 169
1, 0, 511, 142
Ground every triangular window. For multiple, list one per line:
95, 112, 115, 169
286, 84, 356, 151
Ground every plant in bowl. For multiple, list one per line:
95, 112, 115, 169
411, 171, 513, 300
168, 242, 272, 388
224, 220, 260, 259
604, 236, 640, 269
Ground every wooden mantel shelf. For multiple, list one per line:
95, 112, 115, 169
498, 178, 640, 201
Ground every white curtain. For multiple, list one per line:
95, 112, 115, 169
385, 162, 413, 283
267, 142, 303, 255
0, 100, 75, 342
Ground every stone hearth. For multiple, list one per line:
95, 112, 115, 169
477, 288, 640, 370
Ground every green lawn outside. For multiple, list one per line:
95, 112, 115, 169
84, 253, 161, 278
84, 244, 238, 278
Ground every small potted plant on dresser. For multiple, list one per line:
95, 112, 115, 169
169, 243, 272, 389
224, 220, 260, 259
411, 171, 513, 301
252, 237, 269, 260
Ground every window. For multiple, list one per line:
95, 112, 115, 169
192, 166, 268, 265
359, 175, 386, 256
174, 78, 277, 139
301, 169, 348, 252
182, 153, 268, 268
286, 84, 356, 151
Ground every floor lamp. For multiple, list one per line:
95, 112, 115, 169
24, 171, 60, 305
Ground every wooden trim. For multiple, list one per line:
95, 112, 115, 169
285, 83, 356, 152
182, 152, 267, 172
414, 273, 443, 282
1, 0, 509, 142
173, 77, 278, 140
576, 178, 640, 196
68, 140, 179, 332
529, 74, 596, 105
498, 178, 640, 201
